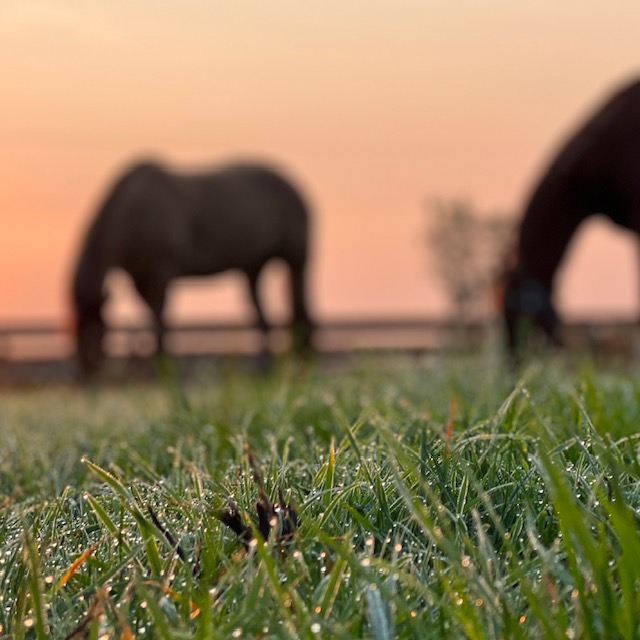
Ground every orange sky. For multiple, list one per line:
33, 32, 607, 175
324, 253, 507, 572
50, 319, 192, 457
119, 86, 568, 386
2, 2, 640, 325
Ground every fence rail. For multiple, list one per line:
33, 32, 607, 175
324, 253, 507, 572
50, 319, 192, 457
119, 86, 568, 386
0, 318, 483, 362
0, 316, 638, 386
0, 317, 638, 363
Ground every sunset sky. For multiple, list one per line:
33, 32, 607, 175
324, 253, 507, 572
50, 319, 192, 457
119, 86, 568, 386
2, 1, 640, 326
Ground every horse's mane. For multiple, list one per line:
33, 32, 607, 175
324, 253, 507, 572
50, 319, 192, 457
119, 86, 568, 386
71, 163, 160, 309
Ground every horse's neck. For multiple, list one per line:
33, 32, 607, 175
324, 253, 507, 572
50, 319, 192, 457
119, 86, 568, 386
73, 164, 148, 309
517, 173, 589, 290
73, 221, 110, 307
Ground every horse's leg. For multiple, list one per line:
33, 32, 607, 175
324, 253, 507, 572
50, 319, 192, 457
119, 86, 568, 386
289, 264, 314, 353
133, 277, 168, 355
245, 268, 271, 365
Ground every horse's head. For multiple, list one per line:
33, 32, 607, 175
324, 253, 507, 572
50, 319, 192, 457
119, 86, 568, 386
501, 270, 560, 355
73, 297, 107, 378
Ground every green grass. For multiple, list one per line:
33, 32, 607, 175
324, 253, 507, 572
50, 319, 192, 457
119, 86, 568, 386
2, 353, 640, 638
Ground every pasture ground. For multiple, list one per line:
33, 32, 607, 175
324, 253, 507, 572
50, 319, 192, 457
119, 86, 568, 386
1, 352, 640, 638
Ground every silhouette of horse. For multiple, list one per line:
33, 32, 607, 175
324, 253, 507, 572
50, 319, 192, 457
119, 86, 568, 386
71, 160, 314, 376
501, 77, 640, 353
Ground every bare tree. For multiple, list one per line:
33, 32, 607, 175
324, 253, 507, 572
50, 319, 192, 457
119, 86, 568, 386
427, 199, 514, 322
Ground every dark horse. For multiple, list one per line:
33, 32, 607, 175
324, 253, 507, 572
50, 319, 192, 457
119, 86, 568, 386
502, 77, 640, 353
71, 160, 314, 376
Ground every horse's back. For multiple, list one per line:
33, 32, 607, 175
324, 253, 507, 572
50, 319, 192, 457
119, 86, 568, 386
105, 160, 310, 278
190, 163, 308, 228
184, 163, 310, 270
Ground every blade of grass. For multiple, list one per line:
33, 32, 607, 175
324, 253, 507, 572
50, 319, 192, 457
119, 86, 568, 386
84, 492, 131, 554
318, 554, 348, 621
22, 526, 49, 639
84, 459, 163, 576
323, 437, 336, 509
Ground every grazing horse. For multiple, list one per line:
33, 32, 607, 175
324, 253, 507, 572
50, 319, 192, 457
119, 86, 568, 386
501, 77, 640, 353
71, 160, 314, 376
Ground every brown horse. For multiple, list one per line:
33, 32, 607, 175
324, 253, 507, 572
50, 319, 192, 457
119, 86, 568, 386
71, 160, 314, 376
502, 77, 640, 353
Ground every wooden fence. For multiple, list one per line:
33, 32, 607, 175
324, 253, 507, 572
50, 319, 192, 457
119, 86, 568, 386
0, 316, 637, 364
0, 317, 488, 363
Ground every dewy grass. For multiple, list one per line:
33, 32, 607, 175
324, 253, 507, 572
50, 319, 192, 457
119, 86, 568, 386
1, 354, 640, 637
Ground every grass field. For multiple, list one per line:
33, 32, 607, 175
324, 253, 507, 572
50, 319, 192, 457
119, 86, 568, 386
2, 353, 640, 639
